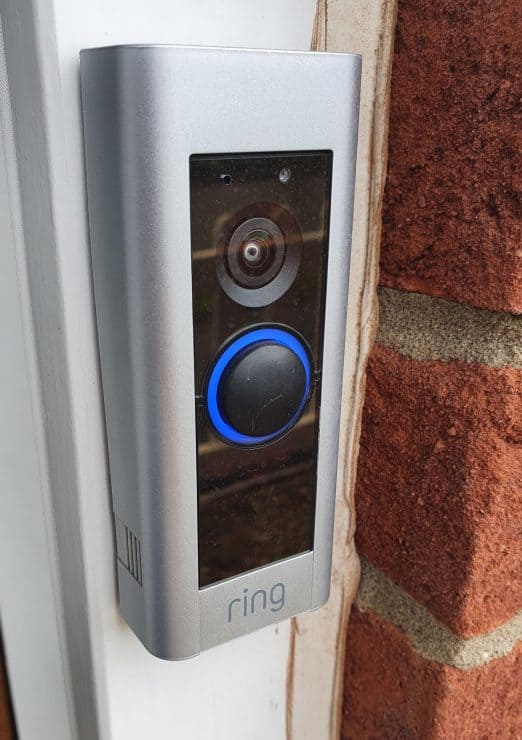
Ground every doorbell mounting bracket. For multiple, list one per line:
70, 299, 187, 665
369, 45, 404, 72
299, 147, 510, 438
80, 44, 361, 659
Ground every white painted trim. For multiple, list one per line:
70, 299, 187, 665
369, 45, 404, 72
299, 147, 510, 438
0, 18, 78, 740
289, 2, 397, 738
0, 1, 320, 739
0, 0, 392, 736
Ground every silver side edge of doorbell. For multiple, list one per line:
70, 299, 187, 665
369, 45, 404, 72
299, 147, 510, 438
80, 44, 361, 659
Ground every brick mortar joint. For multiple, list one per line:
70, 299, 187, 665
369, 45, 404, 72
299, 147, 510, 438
354, 558, 522, 670
376, 287, 522, 369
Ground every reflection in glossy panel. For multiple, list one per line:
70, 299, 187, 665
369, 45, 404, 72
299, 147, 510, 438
190, 152, 332, 586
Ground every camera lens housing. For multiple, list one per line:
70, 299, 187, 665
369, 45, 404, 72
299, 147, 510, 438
226, 217, 285, 289
216, 202, 302, 307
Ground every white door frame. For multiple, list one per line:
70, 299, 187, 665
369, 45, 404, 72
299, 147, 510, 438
0, 0, 394, 737
0, 2, 317, 738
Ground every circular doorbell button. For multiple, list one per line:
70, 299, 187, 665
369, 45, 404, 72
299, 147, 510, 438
205, 327, 312, 446
221, 343, 307, 437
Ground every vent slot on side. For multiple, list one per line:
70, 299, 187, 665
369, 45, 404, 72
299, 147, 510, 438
115, 520, 143, 587
125, 527, 142, 585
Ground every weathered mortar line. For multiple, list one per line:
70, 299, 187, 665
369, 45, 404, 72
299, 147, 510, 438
356, 559, 522, 670
377, 287, 522, 368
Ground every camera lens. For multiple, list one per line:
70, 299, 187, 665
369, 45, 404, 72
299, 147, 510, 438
243, 241, 262, 263
226, 218, 286, 289
216, 202, 302, 308
240, 232, 269, 269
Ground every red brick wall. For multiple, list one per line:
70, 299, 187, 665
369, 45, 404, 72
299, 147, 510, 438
343, 1, 522, 737
379, 0, 522, 314
0, 641, 14, 740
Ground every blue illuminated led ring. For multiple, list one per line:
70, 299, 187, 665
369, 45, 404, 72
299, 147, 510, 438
205, 327, 312, 446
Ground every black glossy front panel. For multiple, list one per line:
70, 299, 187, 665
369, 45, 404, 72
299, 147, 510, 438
190, 151, 332, 586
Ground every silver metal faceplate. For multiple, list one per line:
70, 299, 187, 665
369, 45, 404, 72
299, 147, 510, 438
81, 45, 361, 659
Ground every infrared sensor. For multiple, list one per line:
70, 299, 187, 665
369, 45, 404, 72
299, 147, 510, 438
80, 44, 361, 659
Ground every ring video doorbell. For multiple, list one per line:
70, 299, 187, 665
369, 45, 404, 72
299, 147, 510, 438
81, 45, 361, 659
